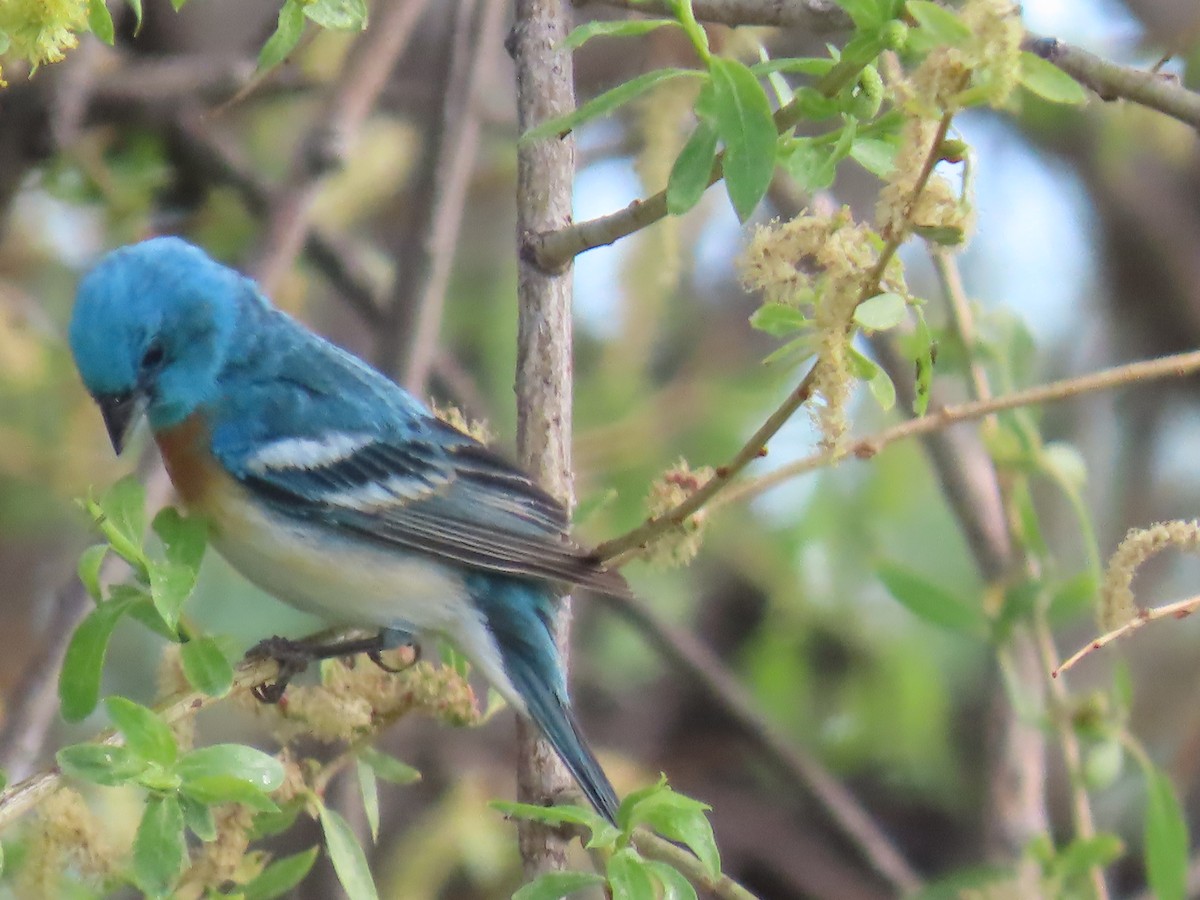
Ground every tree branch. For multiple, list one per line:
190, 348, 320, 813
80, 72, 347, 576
581, 0, 852, 30
510, 0, 580, 879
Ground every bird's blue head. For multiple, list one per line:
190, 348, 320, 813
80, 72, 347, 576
69, 236, 249, 452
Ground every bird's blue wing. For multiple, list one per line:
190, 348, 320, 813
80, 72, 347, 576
210, 322, 626, 595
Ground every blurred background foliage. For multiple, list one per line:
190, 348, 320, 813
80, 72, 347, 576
3, 0, 1200, 897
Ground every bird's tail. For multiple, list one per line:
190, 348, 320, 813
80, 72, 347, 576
473, 579, 620, 825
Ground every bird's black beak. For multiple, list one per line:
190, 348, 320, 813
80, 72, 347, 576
96, 390, 146, 455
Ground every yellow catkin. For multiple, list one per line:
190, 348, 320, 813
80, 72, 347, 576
177, 804, 256, 896
644, 458, 716, 567
17, 788, 118, 898
1099, 520, 1200, 631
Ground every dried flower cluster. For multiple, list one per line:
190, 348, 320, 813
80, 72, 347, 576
645, 458, 715, 566
1099, 520, 1200, 631
18, 788, 118, 898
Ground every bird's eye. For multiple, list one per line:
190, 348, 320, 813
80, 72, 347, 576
141, 341, 165, 370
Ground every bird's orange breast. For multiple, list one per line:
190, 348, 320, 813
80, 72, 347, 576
154, 413, 221, 508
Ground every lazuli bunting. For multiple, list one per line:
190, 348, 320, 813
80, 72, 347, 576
68, 236, 622, 823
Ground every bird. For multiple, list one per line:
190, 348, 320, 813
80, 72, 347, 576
68, 235, 624, 824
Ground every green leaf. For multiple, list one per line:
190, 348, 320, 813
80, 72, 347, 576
57, 743, 148, 786
104, 697, 177, 767
250, 798, 306, 840
749, 57, 834, 78
784, 137, 839, 193
645, 860, 699, 900
850, 137, 897, 177
125, 0, 144, 28
709, 57, 777, 221
319, 802, 379, 900
562, 18, 679, 51
357, 758, 380, 842
1144, 767, 1189, 900
750, 303, 808, 338
666, 120, 719, 215
522, 68, 703, 143
865, 357, 896, 411
854, 292, 907, 330
303, 0, 368, 30
78, 544, 108, 602
492, 800, 621, 848
152, 507, 206, 572
243, 847, 320, 900
59, 595, 138, 722
905, 1, 971, 45
148, 559, 195, 632
513, 871, 607, 900
179, 774, 279, 811
1018, 51, 1087, 105
180, 636, 234, 697
133, 794, 186, 897
357, 747, 421, 785
259, 0, 307, 71
625, 789, 720, 880
87, 0, 115, 45
1046, 572, 1097, 623
179, 794, 216, 841
169, 0, 188, 10
877, 562, 987, 636
607, 848, 657, 900
835, 0, 886, 29
97, 476, 148, 568
1055, 833, 1125, 880
1083, 740, 1124, 791
177, 744, 285, 792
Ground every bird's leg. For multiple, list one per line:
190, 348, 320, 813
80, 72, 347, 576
246, 629, 419, 702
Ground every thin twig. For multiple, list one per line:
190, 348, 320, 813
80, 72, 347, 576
1055, 594, 1200, 677
715, 346, 1200, 512
0, 657, 280, 833
252, 0, 432, 292
1024, 36, 1200, 130
599, 590, 923, 893
581, 0, 852, 30
597, 115, 954, 563
633, 830, 762, 900
511, 0, 580, 879
397, 0, 508, 391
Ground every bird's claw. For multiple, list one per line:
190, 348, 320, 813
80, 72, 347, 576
246, 635, 316, 704
367, 642, 421, 674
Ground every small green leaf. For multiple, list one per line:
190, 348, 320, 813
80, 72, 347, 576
1083, 740, 1124, 791
645, 860, 699, 900
834, 0, 886, 29
877, 562, 987, 636
523, 68, 704, 143
850, 137, 897, 177
357, 747, 421, 785
750, 57, 834, 78
709, 57, 778, 221
180, 636, 234, 697
87, 0, 115, 45
357, 758, 380, 842
148, 560, 196, 632
125, 0, 144, 28
243, 847, 320, 900
1144, 767, 1189, 900
906, 1, 972, 45
750, 303, 808, 338
319, 802, 379, 900
513, 871, 607, 900
152, 507, 206, 572
78, 544, 108, 602
492, 800, 621, 848
1019, 51, 1087, 105
607, 847, 658, 900
259, 0, 307, 71
169, 0, 188, 10
854, 292, 907, 330
1056, 833, 1125, 880
133, 794, 187, 897
57, 743, 148, 786
97, 476, 148, 568
303, 0, 368, 30
179, 775, 280, 811
105, 697, 177, 767
59, 595, 138, 721
867, 361, 896, 411
562, 18, 679, 51
250, 799, 306, 840
625, 788, 720, 880
784, 137, 839, 192
179, 794, 216, 841
666, 120, 719, 215
177, 744, 284, 792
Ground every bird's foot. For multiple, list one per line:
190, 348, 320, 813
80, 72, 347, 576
245, 630, 419, 702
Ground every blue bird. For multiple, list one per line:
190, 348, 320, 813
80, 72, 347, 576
69, 236, 623, 823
